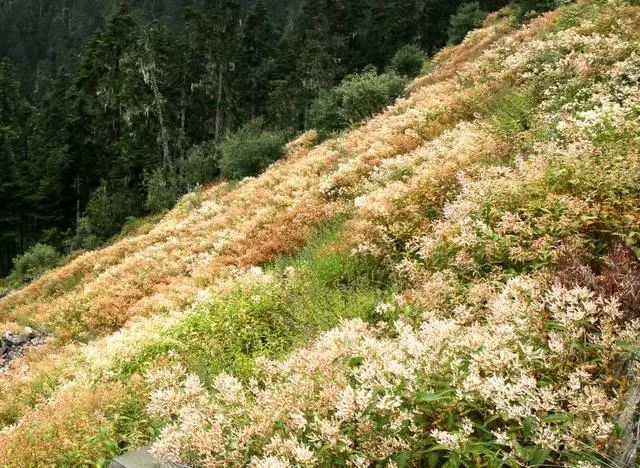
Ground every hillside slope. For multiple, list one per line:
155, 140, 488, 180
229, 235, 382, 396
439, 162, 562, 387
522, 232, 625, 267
2, 1, 640, 465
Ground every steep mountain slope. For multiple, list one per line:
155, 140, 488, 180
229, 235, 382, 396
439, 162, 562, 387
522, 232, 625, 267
2, 0, 640, 465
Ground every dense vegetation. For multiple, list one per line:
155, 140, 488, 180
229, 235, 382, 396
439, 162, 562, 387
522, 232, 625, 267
1, 0, 640, 465
0, 0, 519, 279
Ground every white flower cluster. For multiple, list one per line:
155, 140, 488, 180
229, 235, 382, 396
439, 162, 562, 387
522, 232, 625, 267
147, 276, 637, 465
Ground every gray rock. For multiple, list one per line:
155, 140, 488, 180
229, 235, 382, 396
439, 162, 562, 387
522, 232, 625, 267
109, 446, 183, 468
5, 333, 27, 346
30, 336, 45, 346
5, 334, 17, 345
0, 328, 47, 369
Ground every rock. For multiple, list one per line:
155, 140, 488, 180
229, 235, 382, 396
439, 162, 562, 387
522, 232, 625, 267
4, 333, 27, 346
0, 289, 11, 299
30, 337, 44, 346
0, 328, 47, 369
109, 446, 183, 468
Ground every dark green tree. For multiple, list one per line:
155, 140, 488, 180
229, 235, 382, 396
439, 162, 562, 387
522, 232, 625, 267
187, 0, 242, 140
237, 0, 279, 120
512, 0, 558, 20
0, 59, 32, 274
389, 45, 427, 78
365, 0, 418, 65
447, 2, 488, 45
219, 118, 286, 180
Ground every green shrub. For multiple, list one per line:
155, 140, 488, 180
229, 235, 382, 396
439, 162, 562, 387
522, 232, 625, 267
143, 168, 182, 214
219, 118, 286, 180
115, 213, 165, 240
340, 70, 407, 124
447, 2, 488, 45
84, 183, 141, 240
7, 243, 60, 286
389, 45, 427, 78
511, 0, 560, 22
489, 90, 537, 134
311, 69, 408, 138
309, 88, 344, 137
143, 143, 219, 214
176, 184, 204, 213
66, 217, 101, 252
178, 142, 220, 187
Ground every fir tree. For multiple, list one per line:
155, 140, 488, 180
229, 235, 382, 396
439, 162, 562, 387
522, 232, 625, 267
0, 59, 32, 273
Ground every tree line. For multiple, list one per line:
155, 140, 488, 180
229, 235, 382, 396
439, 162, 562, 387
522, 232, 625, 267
0, 0, 554, 280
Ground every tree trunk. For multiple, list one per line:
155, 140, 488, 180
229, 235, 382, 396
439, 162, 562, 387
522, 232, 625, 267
75, 173, 81, 225
303, 98, 310, 131
215, 66, 224, 141
179, 96, 186, 159
149, 69, 171, 168
140, 33, 172, 168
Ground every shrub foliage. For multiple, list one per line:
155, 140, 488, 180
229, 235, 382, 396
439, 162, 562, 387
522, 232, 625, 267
7, 243, 60, 286
219, 118, 287, 180
311, 69, 407, 137
447, 2, 488, 45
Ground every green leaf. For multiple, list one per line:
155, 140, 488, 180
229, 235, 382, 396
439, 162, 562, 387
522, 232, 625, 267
545, 320, 565, 331
415, 389, 453, 403
618, 341, 640, 358
348, 356, 364, 368
523, 416, 536, 439
518, 446, 551, 465
426, 452, 442, 468
393, 451, 410, 468
541, 413, 572, 424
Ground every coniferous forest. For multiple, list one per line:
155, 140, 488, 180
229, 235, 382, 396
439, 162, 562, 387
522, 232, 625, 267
0, 0, 510, 279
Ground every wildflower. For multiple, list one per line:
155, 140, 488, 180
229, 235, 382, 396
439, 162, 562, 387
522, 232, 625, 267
353, 455, 369, 468
289, 409, 307, 430
376, 393, 402, 412
250, 456, 290, 468
430, 428, 461, 451
492, 429, 511, 446
213, 372, 245, 405
373, 302, 392, 315
336, 386, 357, 420
354, 196, 368, 208
183, 374, 205, 397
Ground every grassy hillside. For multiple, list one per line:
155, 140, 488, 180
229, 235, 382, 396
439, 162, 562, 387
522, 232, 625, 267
2, 0, 640, 465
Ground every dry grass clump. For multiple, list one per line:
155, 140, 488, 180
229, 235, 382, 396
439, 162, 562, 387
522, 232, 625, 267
556, 243, 640, 321
0, 381, 131, 465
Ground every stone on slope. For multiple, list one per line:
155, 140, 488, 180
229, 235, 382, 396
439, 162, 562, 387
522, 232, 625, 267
109, 446, 183, 468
